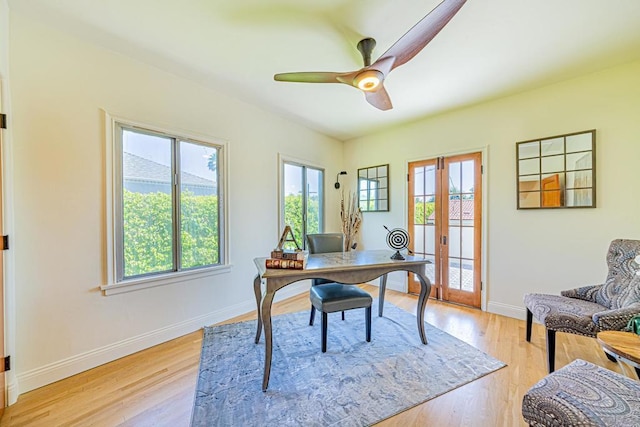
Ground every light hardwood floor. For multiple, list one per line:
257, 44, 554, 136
0, 285, 629, 426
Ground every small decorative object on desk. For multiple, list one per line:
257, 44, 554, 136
270, 250, 305, 260
266, 225, 306, 269
274, 225, 302, 251
384, 225, 410, 260
265, 258, 305, 270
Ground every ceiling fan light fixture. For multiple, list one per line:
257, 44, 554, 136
354, 70, 384, 91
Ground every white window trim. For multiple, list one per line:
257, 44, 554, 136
101, 111, 230, 295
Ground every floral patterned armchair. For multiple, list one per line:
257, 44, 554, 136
524, 239, 640, 372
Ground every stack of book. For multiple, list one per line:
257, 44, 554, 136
265, 249, 306, 270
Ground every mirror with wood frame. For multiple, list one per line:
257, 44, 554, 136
516, 130, 596, 209
358, 164, 389, 212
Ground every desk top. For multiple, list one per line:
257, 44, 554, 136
255, 249, 430, 279
597, 331, 640, 365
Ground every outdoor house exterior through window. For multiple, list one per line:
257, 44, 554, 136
112, 122, 225, 284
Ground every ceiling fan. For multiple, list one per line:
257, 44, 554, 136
274, 0, 467, 111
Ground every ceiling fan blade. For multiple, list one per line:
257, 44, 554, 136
365, 85, 393, 111
375, 0, 467, 71
274, 71, 353, 84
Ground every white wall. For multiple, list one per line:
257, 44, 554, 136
7, 12, 344, 397
344, 59, 640, 318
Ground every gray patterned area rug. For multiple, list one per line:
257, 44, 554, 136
191, 302, 505, 426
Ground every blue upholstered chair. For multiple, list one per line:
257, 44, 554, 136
306, 233, 372, 352
524, 239, 640, 372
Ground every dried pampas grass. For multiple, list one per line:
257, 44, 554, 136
341, 191, 362, 252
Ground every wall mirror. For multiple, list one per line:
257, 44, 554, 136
358, 164, 389, 212
516, 129, 596, 209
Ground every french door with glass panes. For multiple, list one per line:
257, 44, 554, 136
408, 152, 482, 307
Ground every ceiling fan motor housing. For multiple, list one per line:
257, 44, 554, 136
357, 38, 376, 66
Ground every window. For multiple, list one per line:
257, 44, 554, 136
109, 120, 226, 288
280, 159, 324, 249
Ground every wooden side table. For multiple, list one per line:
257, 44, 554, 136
597, 330, 640, 379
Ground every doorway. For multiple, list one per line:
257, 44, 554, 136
408, 152, 482, 308
0, 87, 6, 409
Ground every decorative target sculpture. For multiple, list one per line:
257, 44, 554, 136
384, 225, 410, 260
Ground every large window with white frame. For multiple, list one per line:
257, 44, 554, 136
281, 160, 324, 249
111, 121, 226, 284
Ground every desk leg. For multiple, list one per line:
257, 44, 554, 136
378, 274, 388, 317
261, 291, 275, 391
253, 274, 262, 344
416, 272, 431, 345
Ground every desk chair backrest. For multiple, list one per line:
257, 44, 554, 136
306, 233, 344, 287
306, 233, 344, 255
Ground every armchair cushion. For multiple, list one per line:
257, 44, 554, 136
524, 293, 605, 337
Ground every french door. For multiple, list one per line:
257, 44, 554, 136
408, 152, 482, 308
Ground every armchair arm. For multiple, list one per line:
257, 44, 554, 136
561, 284, 603, 302
593, 303, 640, 331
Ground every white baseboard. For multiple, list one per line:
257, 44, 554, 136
7, 376, 18, 406
15, 281, 309, 396
487, 301, 526, 320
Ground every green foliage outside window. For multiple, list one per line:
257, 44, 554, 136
283, 193, 320, 249
414, 199, 436, 225
181, 190, 219, 268
123, 189, 218, 277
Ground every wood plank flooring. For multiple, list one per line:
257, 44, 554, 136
0, 285, 629, 426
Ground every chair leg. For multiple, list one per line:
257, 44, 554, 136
546, 328, 556, 373
604, 350, 618, 363
365, 306, 371, 342
309, 306, 316, 326
321, 312, 328, 353
526, 308, 533, 342
342, 311, 345, 321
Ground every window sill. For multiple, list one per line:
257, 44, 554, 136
100, 264, 233, 296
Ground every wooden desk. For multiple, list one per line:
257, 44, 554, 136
253, 250, 432, 390
597, 330, 640, 379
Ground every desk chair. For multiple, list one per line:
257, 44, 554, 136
306, 233, 373, 352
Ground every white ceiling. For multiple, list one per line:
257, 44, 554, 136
9, 0, 640, 141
